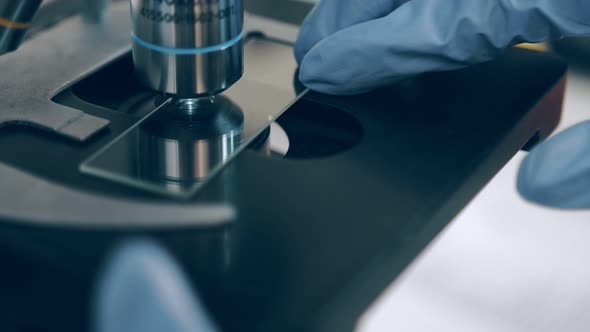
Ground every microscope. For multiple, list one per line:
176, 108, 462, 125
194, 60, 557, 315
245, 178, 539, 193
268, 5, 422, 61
0, 0, 293, 197
0, 1, 570, 331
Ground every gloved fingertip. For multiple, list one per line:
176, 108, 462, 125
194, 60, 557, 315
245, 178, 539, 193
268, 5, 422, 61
517, 120, 590, 209
298, 47, 321, 81
517, 155, 554, 206
293, 36, 307, 65
298, 48, 351, 95
299, 49, 378, 96
95, 239, 218, 332
298, 50, 337, 93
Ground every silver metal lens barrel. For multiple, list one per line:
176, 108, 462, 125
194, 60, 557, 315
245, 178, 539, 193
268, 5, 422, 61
138, 96, 243, 189
0, 0, 42, 55
130, 0, 244, 97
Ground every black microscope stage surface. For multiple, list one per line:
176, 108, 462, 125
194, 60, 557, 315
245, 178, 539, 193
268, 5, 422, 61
0, 1, 566, 331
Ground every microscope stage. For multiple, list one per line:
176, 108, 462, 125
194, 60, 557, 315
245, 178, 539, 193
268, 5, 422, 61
0, 2, 567, 332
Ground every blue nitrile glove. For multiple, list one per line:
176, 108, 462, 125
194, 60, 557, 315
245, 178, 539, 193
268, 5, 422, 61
295, 0, 590, 95
96, 240, 219, 332
518, 120, 590, 209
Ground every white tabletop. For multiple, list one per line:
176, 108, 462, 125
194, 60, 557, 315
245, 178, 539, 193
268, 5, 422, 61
358, 65, 590, 332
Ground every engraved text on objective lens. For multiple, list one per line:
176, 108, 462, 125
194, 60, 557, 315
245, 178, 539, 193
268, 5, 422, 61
139, 6, 236, 24
151, 0, 224, 7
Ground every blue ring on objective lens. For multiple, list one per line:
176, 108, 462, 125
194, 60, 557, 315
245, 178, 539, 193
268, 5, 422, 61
132, 30, 244, 55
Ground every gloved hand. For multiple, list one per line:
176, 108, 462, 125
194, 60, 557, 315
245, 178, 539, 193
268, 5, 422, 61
518, 120, 590, 209
95, 240, 219, 332
295, 0, 590, 95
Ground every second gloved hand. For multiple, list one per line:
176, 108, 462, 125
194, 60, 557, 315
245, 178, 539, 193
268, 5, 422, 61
518, 120, 590, 209
295, 0, 590, 95
96, 240, 218, 332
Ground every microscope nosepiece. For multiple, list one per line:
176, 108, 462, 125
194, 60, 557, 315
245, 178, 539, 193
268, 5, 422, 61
130, 0, 244, 98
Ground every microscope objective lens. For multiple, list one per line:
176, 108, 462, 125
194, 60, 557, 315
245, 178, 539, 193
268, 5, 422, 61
175, 97, 215, 112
